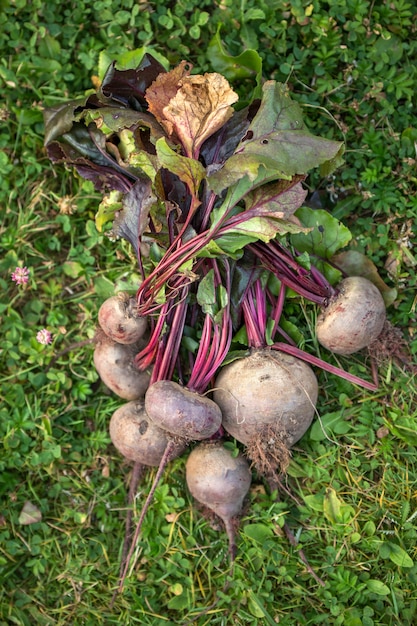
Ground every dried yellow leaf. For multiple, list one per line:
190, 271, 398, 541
145, 60, 192, 127
162, 72, 238, 158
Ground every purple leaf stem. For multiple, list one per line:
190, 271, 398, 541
269, 282, 286, 339
153, 286, 190, 382
272, 342, 378, 391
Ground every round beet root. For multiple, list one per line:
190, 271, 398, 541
316, 276, 386, 355
145, 380, 222, 440
109, 400, 186, 465
94, 332, 151, 400
98, 293, 148, 345
214, 349, 318, 448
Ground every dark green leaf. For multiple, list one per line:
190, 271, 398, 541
200, 105, 255, 168
43, 97, 90, 146
291, 206, 352, 260
208, 82, 344, 195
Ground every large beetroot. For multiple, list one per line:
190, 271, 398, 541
214, 349, 318, 446
214, 349, 318, 474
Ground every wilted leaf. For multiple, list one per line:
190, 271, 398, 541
19, 501, 42, 525
332, 250, 397, 306
111, 178, 157, 257
145, 60, 192, 128
160, 72, 239, 158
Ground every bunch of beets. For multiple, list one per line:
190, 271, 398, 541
44, 54, 388, 594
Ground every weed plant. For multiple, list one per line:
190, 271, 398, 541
1, 1, 416, 624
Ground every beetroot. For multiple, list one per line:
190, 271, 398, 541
214, 349, 318, 474
109, 400, 186, 465
145, 380, 223, 441
93, 331, 151, 400
186, 441, 252, 559
98, 293, 148, 345
316, 276, 386, 355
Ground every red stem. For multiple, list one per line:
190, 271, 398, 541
272, 342, 378, 391
150, 285, 190, 384
249, 241, 333, 306
187, 260, 233, 394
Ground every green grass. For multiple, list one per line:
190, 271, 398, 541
1, 0, 417, 624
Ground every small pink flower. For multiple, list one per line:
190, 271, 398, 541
11, 266, 30, 285
36, 329, 53, 345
